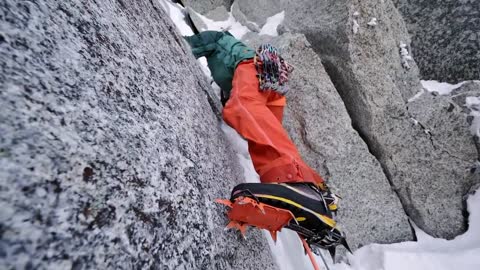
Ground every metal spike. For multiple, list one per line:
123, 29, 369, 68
342, 238, 352, 253
328, 246, 336, 261
225, 221, 237, 230
239, 224, 248, 239
215, 198, 232, 208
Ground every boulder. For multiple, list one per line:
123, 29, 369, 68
0, 0, 276, 269
243, 32, 413, 249
235, 0, 477, 238
407, 88, 480, 229
392, 0, 480, 82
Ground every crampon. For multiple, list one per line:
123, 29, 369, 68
215, 183, 351, 270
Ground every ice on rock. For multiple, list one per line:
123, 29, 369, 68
259, 11, 285, 37
353, 19, 360, 34
400, 42, 412, 69
420, 80, 466, 95
367, 17, 377, 26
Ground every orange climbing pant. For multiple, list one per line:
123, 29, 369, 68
223, 60, 324, 185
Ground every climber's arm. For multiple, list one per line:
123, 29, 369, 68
184, 31, 223, 59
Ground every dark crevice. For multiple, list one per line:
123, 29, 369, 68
196, 81, 222, 119
419, 126, 436, 150
406, 110, 475, 163
407, 219, 418, 241
461, 198, 470, 231
475, 136, 480, 161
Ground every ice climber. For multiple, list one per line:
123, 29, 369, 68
185, 31, 349, 257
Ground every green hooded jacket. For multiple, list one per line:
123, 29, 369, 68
184, 31, 255, 103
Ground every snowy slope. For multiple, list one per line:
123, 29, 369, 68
163, 1, 480, 269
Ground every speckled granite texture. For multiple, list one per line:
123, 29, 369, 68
393, 0, 480, 82
0, 0, 276, 269
183, 0, 233, 15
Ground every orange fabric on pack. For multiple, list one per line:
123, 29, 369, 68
223, 60, 324, 185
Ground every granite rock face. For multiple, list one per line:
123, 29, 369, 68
0, 1, 276, 269
236, 0, 420, 101
234, 0, 477, 238
393, 0, 480, 82
407, 88, 480, 226
243, 32, 413, 249
182, 0, 233, 15
408, 87, 479, 165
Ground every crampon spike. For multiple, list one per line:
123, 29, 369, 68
239, 223, 248, 238
225, 221, 238, 230
215, 196, 294, 239
328, 246, 336, 261
269, 230, 278, 243
341, 238, 352, 253
225, 220, 248, 238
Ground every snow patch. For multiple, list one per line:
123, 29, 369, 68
409, 118, 419, 126
197, 57, 212, 78
420, 80, 466, 95
160, 0, 194, 36
399, 43, 413, 70
192, 10, 250, 39
367, 18, 377, 26
259, 11, 285, 36
220, 123, 260, 182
